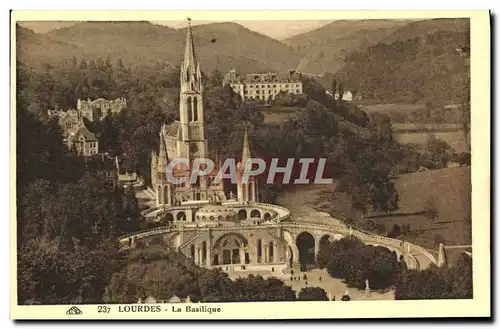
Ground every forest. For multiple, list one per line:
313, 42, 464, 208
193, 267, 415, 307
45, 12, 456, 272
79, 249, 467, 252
334, 30, 470, 105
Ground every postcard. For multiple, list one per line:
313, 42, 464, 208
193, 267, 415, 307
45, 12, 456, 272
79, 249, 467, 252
10, 10, 490, 320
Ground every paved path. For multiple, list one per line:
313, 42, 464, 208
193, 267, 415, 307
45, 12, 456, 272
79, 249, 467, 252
226, 268, 394, 301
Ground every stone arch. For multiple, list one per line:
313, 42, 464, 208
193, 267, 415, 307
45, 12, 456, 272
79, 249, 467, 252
157, 185, 162, 203
213, 233, 248, 266
163, 213, 174, 224
190, 244, 195, 260
296, 231, 316, 268
163, 185, 168, 204
177, 211, 186, 221
237, 209, 247, 220
201, 241, 207, 265
187, 96, 192, 121
264, 212, 271, 220
250, 209, 261, 218
193, 97, 198, 121
268, 241, 274, 262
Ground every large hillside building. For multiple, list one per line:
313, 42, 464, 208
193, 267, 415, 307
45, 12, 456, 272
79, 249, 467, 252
78, 97, 127, 121
223, 69, 303, 101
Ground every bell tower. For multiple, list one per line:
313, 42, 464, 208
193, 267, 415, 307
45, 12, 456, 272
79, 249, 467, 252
179, 18, 206, 161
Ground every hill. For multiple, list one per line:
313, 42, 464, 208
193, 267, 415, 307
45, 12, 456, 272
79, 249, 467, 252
16, 25, 80, 69
334, 27, 470, 104
284, 19, 411, 74
16, 21, 301, 73
185, 22, 301, 73
382, 18, 470, 44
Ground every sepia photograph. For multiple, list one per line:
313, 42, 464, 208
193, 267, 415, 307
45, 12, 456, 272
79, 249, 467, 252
10, 10, 490, 319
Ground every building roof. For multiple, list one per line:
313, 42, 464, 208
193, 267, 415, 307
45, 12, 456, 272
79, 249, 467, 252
168, 295, 182, 303
164, 121, 180, 137
225, 70, 301, 84
69, 126, 98, 142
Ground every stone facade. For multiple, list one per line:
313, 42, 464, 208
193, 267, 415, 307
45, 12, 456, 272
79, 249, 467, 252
223, 69, 303, 101
68, 124, 99, 156
77, 97, 127, 121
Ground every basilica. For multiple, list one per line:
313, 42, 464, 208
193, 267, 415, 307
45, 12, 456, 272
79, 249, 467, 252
144, 20, 293, 268
130, 20, 425, 272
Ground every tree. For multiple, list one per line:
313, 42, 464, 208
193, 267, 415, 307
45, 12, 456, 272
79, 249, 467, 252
72, 56, 77, 68
331, 79, 337, 97
117, 58, 125, 71
80, 59, 88, 70
325, 238, 401, 290
395, 253, 472, 300
298, 287, 329, 301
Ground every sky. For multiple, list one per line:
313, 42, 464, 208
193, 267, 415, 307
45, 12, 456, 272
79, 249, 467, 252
19, 20, 333, 40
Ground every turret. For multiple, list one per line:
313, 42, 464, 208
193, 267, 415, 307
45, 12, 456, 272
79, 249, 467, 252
237, 127, 257, 202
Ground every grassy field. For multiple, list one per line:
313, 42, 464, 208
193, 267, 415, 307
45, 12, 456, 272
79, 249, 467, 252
367, 167, 472, 253
278, 167, 471, 261
393, 131, 469, 153
391, 123, 462, 132
358, 103, 426, 114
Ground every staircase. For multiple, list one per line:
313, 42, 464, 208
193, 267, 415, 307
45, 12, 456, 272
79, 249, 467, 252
179, 233, 200, 251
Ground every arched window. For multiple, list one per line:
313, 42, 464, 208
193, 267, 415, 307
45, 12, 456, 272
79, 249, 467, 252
190, 244, 195, 260
257, 239, 262, 263
193, 97, 198, 121
187, 97, 192, 121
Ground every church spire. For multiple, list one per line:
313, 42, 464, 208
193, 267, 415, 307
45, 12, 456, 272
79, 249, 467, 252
158, 128, 169, 174
159, 129, 167, 160
180, 18, 202, 94
242, 127, 251, 164
183, 18, 197, 76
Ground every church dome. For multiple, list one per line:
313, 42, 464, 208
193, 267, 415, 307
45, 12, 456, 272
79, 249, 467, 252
195, 204, 237, 222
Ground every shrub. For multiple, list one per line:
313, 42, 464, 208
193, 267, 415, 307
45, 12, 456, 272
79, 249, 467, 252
298, 287, 329, 301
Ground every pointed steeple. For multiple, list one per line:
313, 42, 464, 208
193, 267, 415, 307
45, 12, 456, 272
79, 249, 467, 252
242, 127, 251, 164
158, 129, 169, 175
159, 130, 167, 160
183, 18, 197, 77
180, 18, 202, 94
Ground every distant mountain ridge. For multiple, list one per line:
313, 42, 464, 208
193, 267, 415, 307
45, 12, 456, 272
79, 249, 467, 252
16, 21, 301, 74
284, 19, 411, 74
